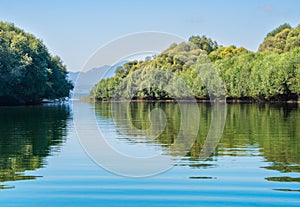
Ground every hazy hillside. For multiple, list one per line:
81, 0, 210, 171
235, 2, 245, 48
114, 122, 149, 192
68, 61, 128, 98
68, 66, 109, 98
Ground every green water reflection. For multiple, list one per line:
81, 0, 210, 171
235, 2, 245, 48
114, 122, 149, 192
95, 102, 300, 183
1, 102, 299, 190
0, 105, 70, 188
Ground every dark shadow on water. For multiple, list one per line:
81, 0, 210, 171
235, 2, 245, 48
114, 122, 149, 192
273, 188, 300, 192
0, 185, 14, 189
0, 104, 70, 189
189, 176, 216, 179
175, 163, 216, 169
265, 176, 300, 182
261, 165, 300, 173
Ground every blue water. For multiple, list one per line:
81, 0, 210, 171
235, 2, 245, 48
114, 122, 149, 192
0, 102, 299, 207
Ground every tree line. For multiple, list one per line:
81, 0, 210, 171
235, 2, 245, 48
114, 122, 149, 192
91, 23, 300, 102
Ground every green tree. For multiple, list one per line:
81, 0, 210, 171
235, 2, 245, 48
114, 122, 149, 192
188, 35, 218, 54
266, 23, 291, 37
0, 21, 73, 105
91, 22, 300, 102
258, 23, 300, 53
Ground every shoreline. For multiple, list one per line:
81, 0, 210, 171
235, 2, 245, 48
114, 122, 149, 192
80, 97, 300, 104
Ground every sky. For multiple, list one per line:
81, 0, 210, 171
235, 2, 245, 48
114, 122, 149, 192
0, 0, 300, 72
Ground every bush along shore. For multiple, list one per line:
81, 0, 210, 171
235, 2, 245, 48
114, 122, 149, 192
88, 23, 300, 103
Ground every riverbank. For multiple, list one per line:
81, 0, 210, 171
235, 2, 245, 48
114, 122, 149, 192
80, 96, 300, 104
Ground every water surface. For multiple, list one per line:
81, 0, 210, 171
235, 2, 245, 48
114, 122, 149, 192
0, 102, 299, 206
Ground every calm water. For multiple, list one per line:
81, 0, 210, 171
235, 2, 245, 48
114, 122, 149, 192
0, 101, 299, 206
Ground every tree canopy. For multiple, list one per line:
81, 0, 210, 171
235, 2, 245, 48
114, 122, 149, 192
258, 23, 300, 53
91, 23, 300, 102
0, 21, 73, 105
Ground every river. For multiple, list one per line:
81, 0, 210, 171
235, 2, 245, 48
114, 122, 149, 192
0, 101, 299, 206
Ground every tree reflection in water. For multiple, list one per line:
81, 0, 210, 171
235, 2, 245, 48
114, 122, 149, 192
95, 102, 300, 184
0, 104, 70, 189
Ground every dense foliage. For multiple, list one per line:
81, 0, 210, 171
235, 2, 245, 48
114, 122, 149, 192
0, 22, 73, 105
258, 23, 300, 52
92, 24, 300, 102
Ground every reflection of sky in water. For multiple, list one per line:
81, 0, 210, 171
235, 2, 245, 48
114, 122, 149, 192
0, 101, 300, 207
96, 117, 165, 158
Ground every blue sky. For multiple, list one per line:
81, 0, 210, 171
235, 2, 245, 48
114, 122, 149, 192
0, 0, 300, 71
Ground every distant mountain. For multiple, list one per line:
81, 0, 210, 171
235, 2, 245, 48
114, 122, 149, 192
68, 61, 128, 99
68, 65, 108, 98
